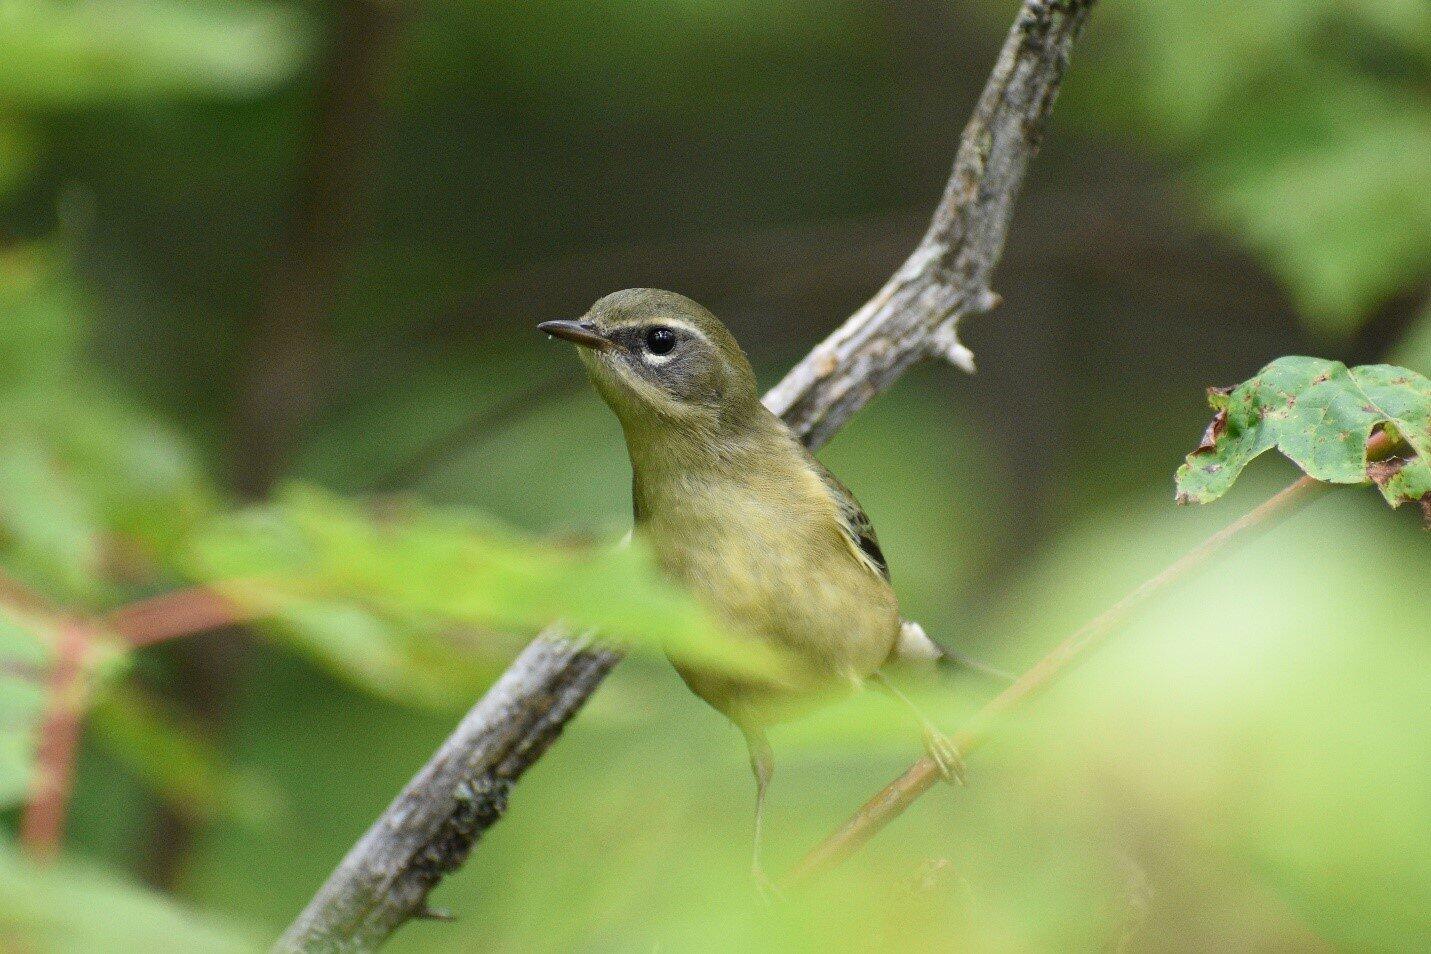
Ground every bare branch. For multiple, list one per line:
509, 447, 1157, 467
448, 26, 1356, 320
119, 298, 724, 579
764, 0, 1095, 448
275, 2, 1095, 949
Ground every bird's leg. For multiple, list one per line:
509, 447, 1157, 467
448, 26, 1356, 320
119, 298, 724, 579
741, 723, 780, 900
870, 671, 966, 785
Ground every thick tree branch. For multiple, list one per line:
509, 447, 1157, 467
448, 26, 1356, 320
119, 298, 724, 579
276, 634, 617, 952
275, 2, 1095, 949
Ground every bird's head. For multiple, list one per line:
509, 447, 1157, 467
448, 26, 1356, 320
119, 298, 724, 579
539, 289, 760, 436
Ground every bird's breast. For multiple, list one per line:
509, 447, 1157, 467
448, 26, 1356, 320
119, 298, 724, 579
634, 461, 900, 701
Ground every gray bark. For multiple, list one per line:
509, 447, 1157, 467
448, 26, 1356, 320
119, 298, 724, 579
276, 634, 617, 953
764, 0, 1095, 446
275, 1, 1094, 949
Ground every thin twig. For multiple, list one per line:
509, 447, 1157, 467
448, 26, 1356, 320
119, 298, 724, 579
275, 2, 1095, 950
784, 433, 1398, 884
3, 578, 250, 858
0, 573, 93, 861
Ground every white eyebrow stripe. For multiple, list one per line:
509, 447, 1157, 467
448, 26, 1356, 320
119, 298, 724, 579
649, 318, 707, 341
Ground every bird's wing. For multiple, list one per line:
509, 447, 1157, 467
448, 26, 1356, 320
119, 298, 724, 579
807, 454, 890, 581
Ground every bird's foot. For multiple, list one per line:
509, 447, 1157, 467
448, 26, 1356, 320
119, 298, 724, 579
923, 725, 967, 786
751, 862, 784, 905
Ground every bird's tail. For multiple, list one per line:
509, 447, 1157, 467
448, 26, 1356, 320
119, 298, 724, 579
896, 619, 1014, 686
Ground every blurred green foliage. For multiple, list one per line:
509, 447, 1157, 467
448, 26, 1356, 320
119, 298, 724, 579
0, 246, 218, 600
0, 0, 1427, 950
190, 485, 785, 699
983, 500, 1430, 950
0, 1, 307, 105
90, 684, 281, 828
0, 839, 255, 952
0, 606, 51, 806
1076, 0, 1430, 332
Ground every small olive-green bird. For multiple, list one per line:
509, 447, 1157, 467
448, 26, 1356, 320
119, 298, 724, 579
539, 288, 960, 885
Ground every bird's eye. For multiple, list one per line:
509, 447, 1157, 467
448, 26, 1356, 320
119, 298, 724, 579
645, 327, 677, 356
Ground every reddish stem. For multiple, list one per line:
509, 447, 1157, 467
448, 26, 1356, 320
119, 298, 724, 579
20, 620, 91, 861
108, 587, 250, 647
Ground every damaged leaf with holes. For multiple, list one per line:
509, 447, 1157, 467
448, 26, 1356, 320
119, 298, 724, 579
1175, 357, 1431, 521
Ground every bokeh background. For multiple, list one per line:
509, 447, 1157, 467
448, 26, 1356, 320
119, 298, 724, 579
1, 1, 1428, 950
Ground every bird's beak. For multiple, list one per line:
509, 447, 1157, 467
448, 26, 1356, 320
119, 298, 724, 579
537, 320, 614, 352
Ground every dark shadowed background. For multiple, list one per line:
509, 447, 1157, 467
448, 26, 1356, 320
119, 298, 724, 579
1, 1, 1427, 950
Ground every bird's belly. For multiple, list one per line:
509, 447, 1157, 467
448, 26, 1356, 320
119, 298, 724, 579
645, 508, 899, 723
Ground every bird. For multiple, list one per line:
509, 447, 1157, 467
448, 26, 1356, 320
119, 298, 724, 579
538, 288, 963, 889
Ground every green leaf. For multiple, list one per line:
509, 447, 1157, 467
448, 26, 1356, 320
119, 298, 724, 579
0, 0, 310, 107
0, 436, 110, 604
39, 396, 219, 566
1069, 1, 1431, 332
254, 596, 502, 709
0, 841, 258, 953
1175, 357, 1431, 518
186, 486, 787, 700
